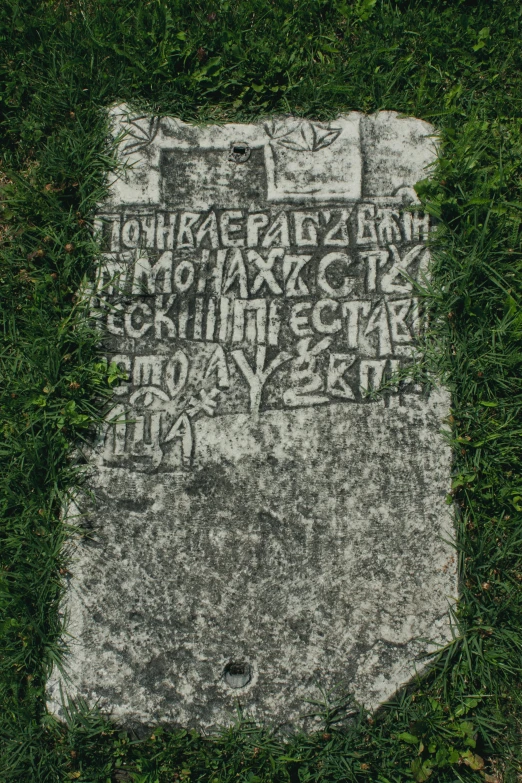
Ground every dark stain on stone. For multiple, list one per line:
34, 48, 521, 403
185, 461, 234, 499
139, 654, 171, 692
117, 497, 152, 513
257, 509, 284, 534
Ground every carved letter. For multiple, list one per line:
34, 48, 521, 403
109, 354, 131, 396
196, 211, 220, 248
133, 355, 164, 387
177, 212, 200, 248
356, 204, 378, 245
342, 300, 371, 349
155, 212, 177, 250
359, 249, 388, 293
124, 302, 152, 338
327, 353, 356, 399
381, 244, 424, 294
283, 337, 332, 407
283, 254, 311, 297
164, 351, 189, 399
317, 253, 354, 298
204, 345, 230, 389
220, 210, 245, 247
103, 404, 127, 457
232, 346, 291, 416
360, 359, 387, 393
289, 302, 313, 337
132, 251, 173, 294
95, 253, 130, 295
262, 212, 290, 248
311, 299, 342, 334
163, 413, 193, 468
223, 249, 248, 299
247, 213, 269, 247
232, 298, 267, 345
364, 301, 392, 356
376, 207, 401, 244
154, 295, 176, 338
121, 218, 141, 249
323, 209, 351, 246
387, 299, 412, 345
248, 248, 284, 296
174, 259, 195, 293
294, 212, 319, 246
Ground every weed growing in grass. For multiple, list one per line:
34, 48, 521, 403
1, 1, 521, 781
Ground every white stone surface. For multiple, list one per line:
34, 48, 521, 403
48, 108, 457, 729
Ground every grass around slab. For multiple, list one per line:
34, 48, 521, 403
1, 1, 521, 781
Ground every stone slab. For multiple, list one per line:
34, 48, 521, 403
48, 108, 457, 729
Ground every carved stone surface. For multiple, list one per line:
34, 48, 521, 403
48, 108, 457, 729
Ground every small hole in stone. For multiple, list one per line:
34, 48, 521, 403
228, 141, 251, 163
223, 661, 251, 689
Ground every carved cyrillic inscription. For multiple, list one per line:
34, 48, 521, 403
91, 204, 431, 470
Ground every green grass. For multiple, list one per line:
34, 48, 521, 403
1, 0, 521, 781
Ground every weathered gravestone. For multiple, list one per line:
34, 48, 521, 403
48, 108, 457, 729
